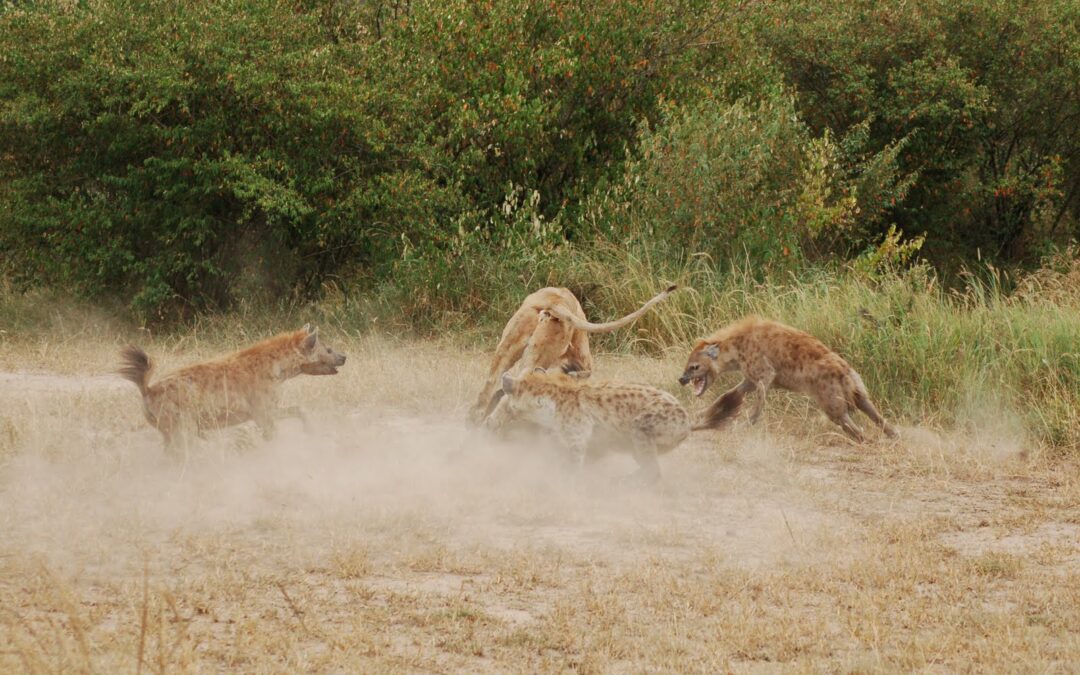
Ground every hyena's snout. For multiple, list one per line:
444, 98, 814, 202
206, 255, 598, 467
677, 373, 691, 386
319, 343, 347, 369
300, 347, 347, 376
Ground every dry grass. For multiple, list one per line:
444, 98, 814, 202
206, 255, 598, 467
1, 332, 1079, 673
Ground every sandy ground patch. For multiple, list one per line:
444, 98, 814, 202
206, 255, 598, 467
1, 355, 1078, 672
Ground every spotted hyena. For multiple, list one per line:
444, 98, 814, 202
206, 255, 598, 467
118, 324, 346, 457
679, 316, 897, 441
500, 369, 691, 484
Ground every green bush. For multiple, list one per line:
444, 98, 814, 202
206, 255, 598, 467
0, 0, 1077, 323
0, 0, 415, 318
0, 0, 721, 319
750, 0, 1080, 266
581, 93, 915, 270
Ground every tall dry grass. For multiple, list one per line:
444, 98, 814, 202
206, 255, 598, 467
3, 248, 1079, 452
350, 244, 1080, 452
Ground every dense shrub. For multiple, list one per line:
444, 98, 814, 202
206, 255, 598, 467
750, 0, 1080, 266
580, 93, 915, 269
0, 0, 722, 319
0, 0, 413, 318
0, 0, 1077, 320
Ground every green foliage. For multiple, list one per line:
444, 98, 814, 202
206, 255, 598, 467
0, 0, 410, 319
0, 0, 1077, 324
0, 0, 721, 319
751, 0, 1080, 265
581, 94, 914, 270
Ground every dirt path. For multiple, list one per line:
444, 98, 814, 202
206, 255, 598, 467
1, 369, 1077, 672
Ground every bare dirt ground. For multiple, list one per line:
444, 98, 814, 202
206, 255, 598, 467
1, 338, 1078, 672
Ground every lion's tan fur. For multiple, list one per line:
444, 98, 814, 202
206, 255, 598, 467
680, 316, 897, 442
118, 326, 345, 456
469, 285, 676, 427
501, 370, 691, 483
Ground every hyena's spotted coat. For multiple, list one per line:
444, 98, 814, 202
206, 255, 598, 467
679, 316, 897, 442
500, 369, 691, 484
118, 325, 345, 457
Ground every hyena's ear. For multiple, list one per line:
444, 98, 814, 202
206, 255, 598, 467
532, 367, 547, 374
703, 343, 720, 360
501, 373, 516, 395
301, 330, 318, 353
302, 323, 312, 333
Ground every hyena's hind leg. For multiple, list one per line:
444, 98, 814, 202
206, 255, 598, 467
850, 371, 899, 438
817, 386, 867, 442
628, 442, 662, 486
625, 419, 664, 486
827, 408, 867, 443
160, 427, 195, 464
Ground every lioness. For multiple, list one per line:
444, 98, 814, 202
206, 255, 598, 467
500, 369, 691, 484
679, 316, 897, 441
469, 284, 677, 427
118, 324, 346, 457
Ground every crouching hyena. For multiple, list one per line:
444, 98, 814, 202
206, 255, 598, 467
118, 324, 346, 457
500, 369, 691, 484
679, 316, 897, 441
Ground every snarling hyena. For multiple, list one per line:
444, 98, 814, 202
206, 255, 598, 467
500, 369, 691, 484
679, 316, 897, 442
118, 324, 346, 457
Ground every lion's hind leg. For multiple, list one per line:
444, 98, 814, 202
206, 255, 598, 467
469, 317, 533, 425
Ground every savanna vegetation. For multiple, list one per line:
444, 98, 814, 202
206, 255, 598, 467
2, 4, 1080, 672
1, 0, 1079, 447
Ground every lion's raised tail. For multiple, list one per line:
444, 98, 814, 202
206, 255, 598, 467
692, 386, 747, 431
118, 345, 154, 396
547, 285, 678, 334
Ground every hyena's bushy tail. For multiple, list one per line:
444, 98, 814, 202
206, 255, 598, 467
118, 345, 154, 395
692, 386, 747, 431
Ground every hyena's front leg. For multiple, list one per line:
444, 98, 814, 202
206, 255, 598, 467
250, 398, 278, 441
277, 405, 311, 433
558, 422, 593, 473
742, 358, 776, 425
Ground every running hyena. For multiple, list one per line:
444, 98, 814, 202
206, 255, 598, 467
118, 324, 346, 457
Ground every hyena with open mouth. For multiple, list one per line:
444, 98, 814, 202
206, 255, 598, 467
680, 316, 897, 442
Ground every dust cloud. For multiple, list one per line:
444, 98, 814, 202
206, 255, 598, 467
0, 373, 847, 582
